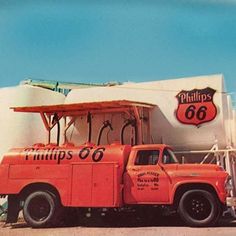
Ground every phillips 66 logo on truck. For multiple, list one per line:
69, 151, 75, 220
175, 87, 217, 126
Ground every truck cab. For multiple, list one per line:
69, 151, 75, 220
124, 144, 229, 226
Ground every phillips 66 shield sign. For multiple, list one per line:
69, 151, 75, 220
175, 87, 217, 126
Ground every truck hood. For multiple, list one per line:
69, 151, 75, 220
176, 163, 223, 172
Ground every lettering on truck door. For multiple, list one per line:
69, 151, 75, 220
124, 149, 170, 203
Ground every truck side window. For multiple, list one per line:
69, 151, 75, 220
135, 150, 159, 165
162, 149, 178, 164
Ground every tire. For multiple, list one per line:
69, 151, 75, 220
23, 191, 58, 228
178, 189, 220, 227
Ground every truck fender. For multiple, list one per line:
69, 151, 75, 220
19, 182, 62, 205
171, 181, 219, 205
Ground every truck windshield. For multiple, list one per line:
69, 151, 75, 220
162, 149, 179, 164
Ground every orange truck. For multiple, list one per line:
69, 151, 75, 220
0, 101, 231, 227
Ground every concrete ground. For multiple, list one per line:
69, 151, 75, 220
0, 215, 236, 236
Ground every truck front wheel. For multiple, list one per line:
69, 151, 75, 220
178, 189, 220, 227
23, 191, 58, 228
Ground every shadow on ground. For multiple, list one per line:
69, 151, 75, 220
5, 214, 236, 229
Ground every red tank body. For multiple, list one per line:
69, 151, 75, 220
0, 143, 131, 207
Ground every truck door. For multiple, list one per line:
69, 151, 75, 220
124, 149, 170, 204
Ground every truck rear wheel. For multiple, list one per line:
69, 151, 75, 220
23, 191, 58, 228
178, 189, 219, 227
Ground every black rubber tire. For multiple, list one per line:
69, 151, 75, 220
178, 189, 219, 227
23, 191, 58, 228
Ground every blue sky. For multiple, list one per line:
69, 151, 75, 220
0, 0, 236, 93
